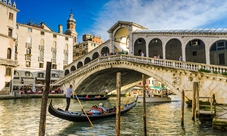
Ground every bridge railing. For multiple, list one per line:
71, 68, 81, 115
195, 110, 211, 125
56, 54, 227, 84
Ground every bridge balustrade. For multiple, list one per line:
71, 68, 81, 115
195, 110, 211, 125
56, 55, 227, 85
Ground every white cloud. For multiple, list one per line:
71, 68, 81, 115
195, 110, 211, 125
91, 0, 227, 41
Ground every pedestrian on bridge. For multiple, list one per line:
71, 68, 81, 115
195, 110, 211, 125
65, 85, 74, 111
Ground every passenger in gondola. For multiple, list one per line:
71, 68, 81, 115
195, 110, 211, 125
86, 95, 89, 99
99, 103, 106, 112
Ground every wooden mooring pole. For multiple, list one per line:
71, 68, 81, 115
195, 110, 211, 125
116, 72, 121, 136
192, 82, 198, 121
181, 90, 185, 126
39, 62, 51, 136
142, 74, 147, 136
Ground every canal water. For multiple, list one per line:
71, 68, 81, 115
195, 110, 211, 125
0, 96, 226, 136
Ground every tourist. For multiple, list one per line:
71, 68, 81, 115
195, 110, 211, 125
141, 52, 144, 57
99, 103, 106, 112
179, 56, 182, 61
65, 85, 74, 111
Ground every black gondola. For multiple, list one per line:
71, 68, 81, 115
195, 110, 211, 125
73, 94, 111, 101
48, 97, 138, 122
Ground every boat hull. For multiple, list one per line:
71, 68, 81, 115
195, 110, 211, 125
138, 96, 171, 103
48, 97, 138, 122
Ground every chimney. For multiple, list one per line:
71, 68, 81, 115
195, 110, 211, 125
58, 24, 63, 34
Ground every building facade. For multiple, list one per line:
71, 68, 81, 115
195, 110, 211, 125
0, 0, 76, 94
73, 34, 103, 61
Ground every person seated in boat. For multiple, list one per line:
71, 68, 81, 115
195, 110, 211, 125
95, 95, 101, 98
99, 103, 106, 112
86, 95, 89, 99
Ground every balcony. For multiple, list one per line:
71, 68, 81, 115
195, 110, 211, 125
0, 57, 18, 67
25, 43, 32, 48
63, 60, 68, 65
64, 49, 68, 54
38, 57, 44, 62
39, 45, 44, 51
51, 58, 56, 64
25, 55, 31, 61
51, 47, 56, 53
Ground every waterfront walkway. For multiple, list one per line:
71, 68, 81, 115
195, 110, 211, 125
0, 94, 65, 100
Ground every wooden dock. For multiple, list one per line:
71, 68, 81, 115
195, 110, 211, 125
197, 96, 227, 130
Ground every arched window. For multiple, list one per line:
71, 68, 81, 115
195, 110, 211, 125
53, 41, 57, 48
65, 44, 68, 50
7, 48, 11, 59
26, 48, 31, 54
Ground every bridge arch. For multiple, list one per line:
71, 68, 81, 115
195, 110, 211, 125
77, 61, 83, 69
210, 39, 227, 66
92, 52, 100, 60
68, 61, 180, 96
64, 69, 70, 76
134, 37, 146, 56
70, 65, 76, 72
165, 38, 182, 60
101, 46, 110, 56
185, 39, 206, 63
84, 57, 91, 65
148, 38, 163, 58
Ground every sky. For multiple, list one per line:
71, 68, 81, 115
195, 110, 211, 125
15, 0, 227, 42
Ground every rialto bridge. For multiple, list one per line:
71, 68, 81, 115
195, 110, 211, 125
55, 55, 227, 104
54, 21, 227, 104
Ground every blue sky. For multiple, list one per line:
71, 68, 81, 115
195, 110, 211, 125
15, 0, 227, 42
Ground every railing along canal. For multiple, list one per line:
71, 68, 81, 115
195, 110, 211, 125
56, 55, 227, 84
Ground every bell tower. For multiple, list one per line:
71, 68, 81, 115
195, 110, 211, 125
65, 9, 78, 44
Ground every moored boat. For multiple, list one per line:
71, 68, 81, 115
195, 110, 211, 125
48, 97, 138, 122
74, 94, 111, 101
137, 95, 171, 103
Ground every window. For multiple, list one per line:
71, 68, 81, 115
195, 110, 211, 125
5, 68, 11, 76
39, 63, 44, 68
52, 64, 57, 69
8, 28, 12, 37
26, 61, 31, 67
9, 12, 13, 20
26, 48, 31, 54
76, 45, 79, 48
16, 25, 19, 29
38, 73, 44, 78
25, 71, 30, 76
7, 48, 11, 59
76, 52, 79, 56
28, 28, 32, 32
65, 37, 68, 40
40, 31, 45, 35
53, 34, 57, 38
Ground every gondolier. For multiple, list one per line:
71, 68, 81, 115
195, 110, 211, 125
65, 85, 74, 111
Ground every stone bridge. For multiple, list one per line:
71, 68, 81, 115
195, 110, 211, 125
55, 55, 227, 104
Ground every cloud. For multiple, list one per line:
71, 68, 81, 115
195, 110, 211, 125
91, 0, 227, 41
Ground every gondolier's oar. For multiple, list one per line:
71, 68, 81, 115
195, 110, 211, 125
74, 91, 94, 127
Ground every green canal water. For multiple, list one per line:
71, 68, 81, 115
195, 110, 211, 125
0, 97, 226, 135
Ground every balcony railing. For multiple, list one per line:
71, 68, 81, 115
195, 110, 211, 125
25, 55, 31, 61
39, 45, 44, 50
38, 57, 44, 62
64, 49, 68, 54
51, 58, 56, 64
25, 43, 32, 48
51, 47, 56, 53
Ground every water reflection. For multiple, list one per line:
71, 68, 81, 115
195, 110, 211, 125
0, 97, 226, 135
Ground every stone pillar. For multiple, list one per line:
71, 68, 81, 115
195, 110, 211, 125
109, 33, 114, 53
128, 27, 133, 55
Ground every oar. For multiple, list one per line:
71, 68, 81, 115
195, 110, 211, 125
74, 91, 94, 127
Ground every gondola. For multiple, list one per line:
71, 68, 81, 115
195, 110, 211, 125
73, 94, 111, 101
48, 97, 138, 122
